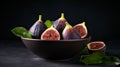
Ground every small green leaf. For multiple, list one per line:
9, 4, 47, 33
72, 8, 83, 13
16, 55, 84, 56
11, 27, 32, 38
80, 51, 105, 64
23, 32, 32, 38
45, 20, 53, 28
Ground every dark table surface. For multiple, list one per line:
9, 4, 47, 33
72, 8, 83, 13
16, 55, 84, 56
0, 40, 120, 67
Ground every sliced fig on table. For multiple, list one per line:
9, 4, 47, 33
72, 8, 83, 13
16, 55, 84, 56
87, 41, 106, 53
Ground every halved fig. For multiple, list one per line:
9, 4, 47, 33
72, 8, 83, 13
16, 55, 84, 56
87, 41, 106, 52
41, 26, 60, 40
73, 22, 88, 38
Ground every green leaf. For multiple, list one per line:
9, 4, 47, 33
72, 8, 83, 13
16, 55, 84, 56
80, 51, 105, 64
11, 27, 32, 38
45, 20, 53, 28
102, 56, 120, 65
80, 47, 89, 55
23, 32, 32, 38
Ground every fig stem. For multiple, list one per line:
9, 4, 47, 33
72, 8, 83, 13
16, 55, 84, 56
66, 22, 72, 28
82, 22, 85, 25
61, 13, 65, 19
50, 25, 53, 28
39, 15, 42, 21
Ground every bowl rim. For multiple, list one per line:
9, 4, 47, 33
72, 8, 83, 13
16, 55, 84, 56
21, 37, 90, 42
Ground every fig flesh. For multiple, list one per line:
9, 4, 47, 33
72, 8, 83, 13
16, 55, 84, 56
41, 26, 60, 40
53, 13, 67, 39
62, 22, 81, 40
73, 22, 88, 38
29, 15, 47, 39
87, 41, 106, 52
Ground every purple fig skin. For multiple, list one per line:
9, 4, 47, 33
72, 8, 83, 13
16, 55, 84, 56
29, 15, 47, 39
54, 20, 66, 32
62, 22, 81, 40
53, 13, 67, 39
63, 29, 81, 40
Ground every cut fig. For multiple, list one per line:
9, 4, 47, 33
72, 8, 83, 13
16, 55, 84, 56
53, 13, 67, 39
29, 15, 47, 39
62, 22, 81, 40
73, 22, 88, 38
41, 26, 60, 40
87, 41, 106, 52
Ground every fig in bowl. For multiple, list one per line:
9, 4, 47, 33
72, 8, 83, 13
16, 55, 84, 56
21, 37, 90, 60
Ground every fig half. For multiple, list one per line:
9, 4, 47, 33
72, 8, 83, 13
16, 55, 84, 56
73, 22, 88, 38
41, 26, 60, 40
87, 41, 106, 52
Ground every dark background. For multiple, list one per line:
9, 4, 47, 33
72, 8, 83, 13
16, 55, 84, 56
0, 0, 120, 41
0, 1, 120, 67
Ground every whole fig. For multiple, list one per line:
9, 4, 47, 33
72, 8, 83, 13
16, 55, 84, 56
62, 22, 81, 40
29, 15, 47, 39
53, 13, 67, 39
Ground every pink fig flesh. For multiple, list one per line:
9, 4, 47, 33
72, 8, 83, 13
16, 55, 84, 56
41, 26, 60, 40
87, 41, 106, 52
73, 22, 88, 38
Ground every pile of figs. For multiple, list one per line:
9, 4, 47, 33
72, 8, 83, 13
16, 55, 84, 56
29, 13, 87, 40
29, 13, 106, 52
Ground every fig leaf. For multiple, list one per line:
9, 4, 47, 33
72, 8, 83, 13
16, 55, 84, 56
11, 27, 32, 38
80, 51, 105, 64
102, 56, 120, 65
45, 20, 53, 28
80, 47, 89, 55
80, 51, 120, 65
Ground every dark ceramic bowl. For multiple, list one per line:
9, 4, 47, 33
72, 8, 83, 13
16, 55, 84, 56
21, 37, 90, 60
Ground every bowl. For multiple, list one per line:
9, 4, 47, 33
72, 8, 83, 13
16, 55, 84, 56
21, 37, 90, 60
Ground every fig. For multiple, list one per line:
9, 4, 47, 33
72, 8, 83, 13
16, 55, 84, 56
29, 15, 47, 39
73, 22, 88, 38
41, 26, 60, 40
53, 13, 67, 39
62, 22, 81, 40
87, 41, 106, 52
